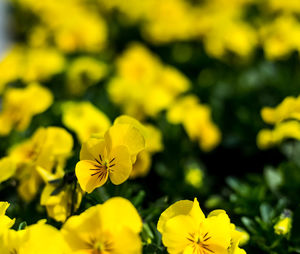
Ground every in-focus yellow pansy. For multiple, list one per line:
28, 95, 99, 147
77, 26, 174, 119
0, 202, 15, 235
62, 197, 142, 254
66, 57, 107, 95
76, 120, 145, 193
38, 166, 83, 222
62, 101, 111, 143
0, 221, 67, 254
157, 198, 246, 254
0, 83, 53, 135
6, 127, 73, 201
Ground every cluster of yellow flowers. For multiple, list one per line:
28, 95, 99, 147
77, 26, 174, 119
257, 95, 300, 149
167, 95, 221, 151
0, 126, 73, 202
100, 0, 300, 60
0, 46, 65, 92
14, 0, 107, 53
1, 197, 247, 254
0, 198, 143, 254
0, 83, 53, 135
108, 43, 190, 120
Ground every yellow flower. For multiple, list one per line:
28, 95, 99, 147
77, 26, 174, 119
66, 57, 107, 95
0, 83, 53, 135
0, 221, 67, 254
38, 166, 83, 222
157, 198, 246, 254
76, 121, 145, 193
257, 121, 300, 149
108, 43, 189, 119
0, 202, 15, 235
7, 127, 73, 201
185, 167, 203, 188
167, 95, 221, 151
274, 210, 292, 235
62, 101, 111, 143
62, 197, 142, 254
261, 95, 300, 125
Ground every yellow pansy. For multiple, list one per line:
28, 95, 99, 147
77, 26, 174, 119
257, 121, 300, 149
0, 83, 53, 135
261, 95, 300, 125
0, 202, 15, 235
62, 101, 111, 143
76, 121, 145, 193
38, 166, 83, 223
108, 43, 189, 119
167, 95, 221, 151
7, 127, 73, 201
157, 198, 246, 254
62, 197, 142, 254
167, 95, 200, 124
0, 222, 67, 254
66, 57, 107, 95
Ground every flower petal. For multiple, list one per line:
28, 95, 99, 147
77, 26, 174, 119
108, 146, 132, 185
75, 160, 108, 193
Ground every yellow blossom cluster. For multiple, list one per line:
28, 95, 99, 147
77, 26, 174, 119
0, 127, 73, 201
0, 46, 65, 92
167, 95, 221, 151
13, 0, 107, 53
75, 115, 163, 193
257, 95, 300, 149
0, 83, 53, 135
0, 198, 143, 254
157, 198, 246, 254
107, 43, 190, 120
100, 0, 300, 60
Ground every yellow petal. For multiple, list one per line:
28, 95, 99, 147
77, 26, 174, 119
199, 213, 231, 253
130, 150, 151, 179
162, 215, 196, 254
80, 138, 106, 161
157, 198, 205, 234
75, 160, 108, 193
0, 157, 17, 183
108, 146, 132, 185
101, 197, 142, 234
110, 227, 142, 254
105, 123, 145, 160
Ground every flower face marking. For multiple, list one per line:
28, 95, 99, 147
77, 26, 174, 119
89, 155, 116, 182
